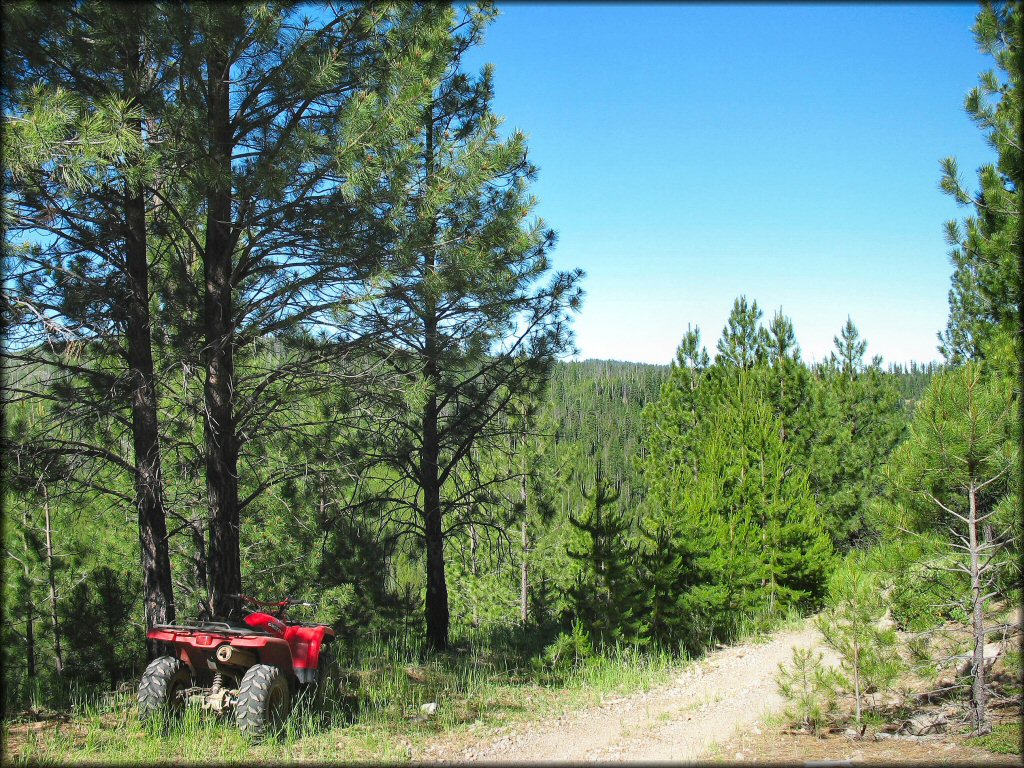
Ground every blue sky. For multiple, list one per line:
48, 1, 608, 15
462, 3, 995, 366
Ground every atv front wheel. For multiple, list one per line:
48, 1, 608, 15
138, 656, 191, 718
235, 664, 291, 738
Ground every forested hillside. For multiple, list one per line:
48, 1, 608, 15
1, 324, 936, 705
1, 0, 1020, 758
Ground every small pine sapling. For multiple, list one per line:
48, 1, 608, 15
542, 619, 594, 672
776, 646, 840, 735
815, 561, 904, 730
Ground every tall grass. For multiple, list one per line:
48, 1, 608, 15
2, 612, 806, 764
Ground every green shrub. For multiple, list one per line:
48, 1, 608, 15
542, 619, 593, 671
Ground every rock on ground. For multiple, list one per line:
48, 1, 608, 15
417, 622, 838, 763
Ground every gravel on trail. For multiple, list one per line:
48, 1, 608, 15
418, 622, 836, 763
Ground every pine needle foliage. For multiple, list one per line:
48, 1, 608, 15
815, 558, 904, 726
355, 3, 583, 650
881, 363, 1017, 733
642, 357, 833, 648
776, 647, 841, 735
566, 461, 643, 644
937, 2, 1022, 378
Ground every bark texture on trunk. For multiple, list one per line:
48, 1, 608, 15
43, 490, 64, 677
421, 375, 449, 649
421, 105, 449, 651
968, 483, 989, 734
124, 25, 175, 651
520, 469, 529, 625
203, 39, 242, 620
125, 158, 176, 632
422, 422, 449, 650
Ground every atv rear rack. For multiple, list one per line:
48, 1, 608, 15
152, 621, 273, 636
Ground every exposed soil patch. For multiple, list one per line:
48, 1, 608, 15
418, 623, 836, 762
416, 619, 1020, 764
711, 721, 1021, 765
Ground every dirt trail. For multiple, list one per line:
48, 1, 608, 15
420, 622, 835, 763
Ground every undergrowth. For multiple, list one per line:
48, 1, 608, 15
964, 721, 1023, 755
3, 610, 806, 764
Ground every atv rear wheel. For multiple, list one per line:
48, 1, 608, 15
235, 664, 291, 738
138, 656, 191, 718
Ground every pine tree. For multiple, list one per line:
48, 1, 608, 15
937, 2, 1022, 379
158, 3, 447, 618
816, 557, 904, 728
530, 359, 668, 631
566, 460, 642, 643
3, 2, 450, 626
359, 5, 582, 650
759, 309, 813, 447
636, 518, 697, 647
676, 325, 712, 371
808, 323, 903, 549
832, 317, 867, 380
716, 295, 766, 369
776, 647, 840, 734
643, 362, 832, 646
4, 2, 178, 637
641, 326, 710, 484
765, 308, 800, 365
883, 364, 1017, 734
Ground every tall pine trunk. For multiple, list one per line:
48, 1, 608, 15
421, 105, 449, 650
421, 393, 449, 650
520, 463, 529, 624
20, 517, 36, 683
125, 138, 175, 635
967, 482, 989, 734
42, 489, 63, 677
124, 21, 175, 649
203, 39, 242, 620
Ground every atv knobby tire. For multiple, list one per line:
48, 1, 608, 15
139, 656, 191, 718
235, 664, 291, 738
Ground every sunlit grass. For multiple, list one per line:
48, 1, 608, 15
964, 721, 1023, 755
2, 613, 805, 764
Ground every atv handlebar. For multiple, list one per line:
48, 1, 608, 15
227, 594, 314, 615
229, 593, 289, 608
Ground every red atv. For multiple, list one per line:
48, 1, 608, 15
138, 594, 336, 736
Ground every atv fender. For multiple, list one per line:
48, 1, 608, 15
284, 625, 336, 684
229, 635, 296, 678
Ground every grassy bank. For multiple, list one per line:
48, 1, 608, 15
3, 629, 674, 764
3, 611, 808, 764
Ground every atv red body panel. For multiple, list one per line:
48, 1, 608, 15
244, 611, 287, 637
283, 624, 334, 679
147, 619, 335, 685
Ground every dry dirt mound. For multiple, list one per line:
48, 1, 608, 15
419, 622, 835, 763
